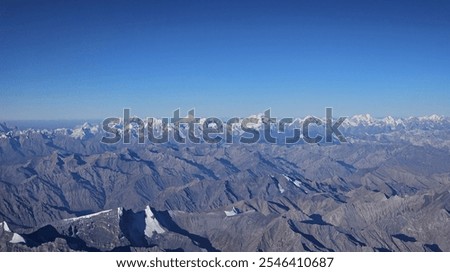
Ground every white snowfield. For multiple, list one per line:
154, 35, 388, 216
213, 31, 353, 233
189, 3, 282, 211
144, 206, 165, 237
10, 233, 26, 244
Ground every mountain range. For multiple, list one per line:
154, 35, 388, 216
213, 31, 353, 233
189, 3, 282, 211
0, 114, 449, 251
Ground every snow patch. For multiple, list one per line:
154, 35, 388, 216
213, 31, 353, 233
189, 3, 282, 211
1, 221, 11, 232
224, 207, 239, 217
283, 174, 292, 182
117, 207, 123, 219
277, 183, 285, 193
144, 206, 165, 237
1, 221, 26, 244
283, 174, 302, 188
10, 233, 25, 244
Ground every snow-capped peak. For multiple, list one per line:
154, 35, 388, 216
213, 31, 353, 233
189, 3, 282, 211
418, 114, 444, 122
70, 122, 99, 139
1, 221, 26, 244
81, 122, 93, 129
144, 206, 165, 237
349, 114, 375, 125
383, 116, 395, 125
1, 221, 11, 232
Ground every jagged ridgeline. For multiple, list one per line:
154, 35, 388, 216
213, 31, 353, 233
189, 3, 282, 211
0, 116, 450, 251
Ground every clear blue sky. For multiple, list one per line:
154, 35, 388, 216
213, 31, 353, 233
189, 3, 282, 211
1, 0, 450, 120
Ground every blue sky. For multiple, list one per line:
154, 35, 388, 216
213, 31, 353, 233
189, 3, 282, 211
1, 0, 450, 120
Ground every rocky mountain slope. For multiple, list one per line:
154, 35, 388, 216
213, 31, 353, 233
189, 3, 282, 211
0, 115, 449, 251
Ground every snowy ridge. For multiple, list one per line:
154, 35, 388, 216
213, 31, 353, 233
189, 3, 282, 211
0, 114, 449, 140
144, 206, 165, 237
63, 209, 112, 222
